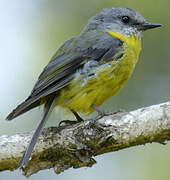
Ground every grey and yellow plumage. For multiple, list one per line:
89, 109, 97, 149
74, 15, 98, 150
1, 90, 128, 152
6, 7, 161, 168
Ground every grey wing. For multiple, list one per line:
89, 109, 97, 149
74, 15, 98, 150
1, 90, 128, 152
6, 52, 85, 120
31, 53, 84, 96
30, 32, 123, 97
6, 32, 123, 120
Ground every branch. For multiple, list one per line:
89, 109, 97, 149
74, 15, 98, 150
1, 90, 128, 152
1, 101, 170, 177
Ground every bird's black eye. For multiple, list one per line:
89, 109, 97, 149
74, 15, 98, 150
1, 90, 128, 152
121, 16, 130, 24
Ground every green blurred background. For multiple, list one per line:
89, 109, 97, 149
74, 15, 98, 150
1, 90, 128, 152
1, 0, 170, 179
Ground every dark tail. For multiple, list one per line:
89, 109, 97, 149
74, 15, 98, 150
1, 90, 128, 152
6, 87, 54, 120
6, 97, 41, 121
16, 96, 55, 169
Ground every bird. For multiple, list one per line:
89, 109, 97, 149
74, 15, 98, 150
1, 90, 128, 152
6, 6, 162, 168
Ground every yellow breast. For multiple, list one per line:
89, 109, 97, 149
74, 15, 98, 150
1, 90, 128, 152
108, 30, 141, 61
56, 31, 141, 115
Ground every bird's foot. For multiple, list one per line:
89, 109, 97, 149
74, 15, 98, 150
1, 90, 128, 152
59, 110, 84, 126
89, 105, 126, 125
59, 120, 77, 126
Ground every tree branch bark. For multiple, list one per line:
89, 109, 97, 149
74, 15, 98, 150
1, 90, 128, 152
1, 101, 170, 177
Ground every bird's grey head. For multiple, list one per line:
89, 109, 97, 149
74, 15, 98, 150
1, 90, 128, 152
83, 7, 161, 37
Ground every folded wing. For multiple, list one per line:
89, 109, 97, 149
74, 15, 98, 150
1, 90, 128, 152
6, 32, 123, 120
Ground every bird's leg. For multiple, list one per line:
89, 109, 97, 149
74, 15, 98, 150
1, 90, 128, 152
59, 110, 84, 126
91, 104, 113, 118
89, 104, 125, 125
71, 110, 84, 122
92, 104, 126, 117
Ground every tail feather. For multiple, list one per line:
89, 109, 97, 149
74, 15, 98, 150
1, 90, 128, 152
6, 91, 56, 121
6, 99, 41, 120
16, 95, 55, 168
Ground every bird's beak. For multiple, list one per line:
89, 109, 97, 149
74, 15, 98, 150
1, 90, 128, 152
137, 22, 162, 31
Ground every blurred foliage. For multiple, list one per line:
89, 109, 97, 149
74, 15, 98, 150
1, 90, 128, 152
1, 0, 170, 180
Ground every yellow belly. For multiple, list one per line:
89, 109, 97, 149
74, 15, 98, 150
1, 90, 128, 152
56, 32, 141, 114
